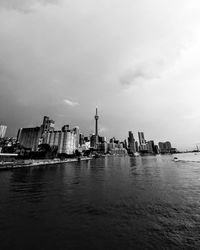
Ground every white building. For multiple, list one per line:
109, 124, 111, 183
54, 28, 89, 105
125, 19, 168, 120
0, 125, 7, 139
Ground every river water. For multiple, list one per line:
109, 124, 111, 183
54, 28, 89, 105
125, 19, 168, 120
0, 155, 200, 249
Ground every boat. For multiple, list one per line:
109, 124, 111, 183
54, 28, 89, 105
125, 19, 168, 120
173, 157, 178, 161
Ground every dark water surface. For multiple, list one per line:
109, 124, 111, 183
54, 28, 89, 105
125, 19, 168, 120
1, 155, 200, 249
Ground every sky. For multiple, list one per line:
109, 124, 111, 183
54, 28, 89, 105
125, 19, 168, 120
1, 0, 200, 150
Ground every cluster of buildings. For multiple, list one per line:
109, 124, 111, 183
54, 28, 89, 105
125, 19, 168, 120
127, 131, 176, 155
0, 109, 176, 157
15, 109, 128, 156
16, 116, 80, 155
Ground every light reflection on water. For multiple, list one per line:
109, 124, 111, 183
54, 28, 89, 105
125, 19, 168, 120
0, 155, 200, 249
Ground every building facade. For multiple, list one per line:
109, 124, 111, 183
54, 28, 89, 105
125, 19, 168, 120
128, 131, 136, 154
17, 116, 55, 152
0, 125, 7, 139
17, 127, 42, 151
147, 140, 155, 154
158, 141, 172, 154
138, 131, 148, 152
45, 125, 80, 155
41, 116, 55, 134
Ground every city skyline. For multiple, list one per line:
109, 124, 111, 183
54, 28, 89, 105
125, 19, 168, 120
1, 110, 175, 155
1, 0, 200, 150
11, 112, 175, 157
0, 108, 193, 151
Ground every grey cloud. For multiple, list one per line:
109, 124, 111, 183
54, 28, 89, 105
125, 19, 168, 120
0, 0, 60, 12
120, 63, 159, 86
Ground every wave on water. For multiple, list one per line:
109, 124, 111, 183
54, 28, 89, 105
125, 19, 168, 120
173, 153, 200, 163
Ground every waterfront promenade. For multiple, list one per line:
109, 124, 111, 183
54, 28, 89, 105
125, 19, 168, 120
0, 157, 92, 170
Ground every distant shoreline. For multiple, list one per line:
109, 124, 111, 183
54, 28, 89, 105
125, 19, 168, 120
0, 157, 93, 171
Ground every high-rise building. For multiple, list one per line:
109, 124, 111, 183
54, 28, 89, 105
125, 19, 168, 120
147, 140, 155, 154
99, 136, 106, 143
108, 142, 115, 151
73, 126, 80, 149
135, 141, 139, 152
110, 137, 115, 143
97, 142, 108, 154
138, 132, 146, 145
154, 145, 159, 154
90, 134, 96, 148
107, 142, 127, 155
138, 132, 148, 152
0, 125, 7, 138
165, 141, 172, 150
158, 141, 172, 154
79, 133, 85, 146
124, 139, 128, 150
84, 136, 90, 142
128, 131, 136, 154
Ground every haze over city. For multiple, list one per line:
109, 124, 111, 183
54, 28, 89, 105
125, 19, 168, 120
1, 0, 200, 150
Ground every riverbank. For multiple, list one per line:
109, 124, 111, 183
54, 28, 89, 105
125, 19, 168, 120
0, 157, 93, 170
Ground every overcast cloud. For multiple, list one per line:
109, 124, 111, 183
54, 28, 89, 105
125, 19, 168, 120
0, 0, 60, 12
0, 0, 200, 149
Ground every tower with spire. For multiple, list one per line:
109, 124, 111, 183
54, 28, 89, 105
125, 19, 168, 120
94, 107, 99, 147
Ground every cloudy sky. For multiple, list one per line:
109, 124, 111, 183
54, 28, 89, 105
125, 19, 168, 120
1, 0, 200, 149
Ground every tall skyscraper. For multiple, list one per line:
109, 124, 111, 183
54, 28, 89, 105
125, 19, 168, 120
147, 140, 155, 154
79, 133, 85, 146
138, 132, 145, 145
135, 141, 139, 152
128, 131, 136, 154
94, 108, 99, 147
138, 131, 148, 152
0, 125, 7, 138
